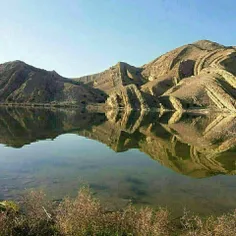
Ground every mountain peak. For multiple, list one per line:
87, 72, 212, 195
115, 61, 129, 68
192, 39, 225, 50
0, 60, 25, 67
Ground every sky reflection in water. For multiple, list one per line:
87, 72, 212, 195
0, 107, 235, 216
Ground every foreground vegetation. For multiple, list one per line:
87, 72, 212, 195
1, 188, 236, 236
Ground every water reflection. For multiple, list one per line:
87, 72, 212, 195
0, 107, 106, 148
0, 107, 235, 178
0, 107, 235, 216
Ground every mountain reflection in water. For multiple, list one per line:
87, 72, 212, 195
0, 107, 235, 178
0, 107, 235, 216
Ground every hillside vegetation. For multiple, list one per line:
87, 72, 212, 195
1, 187, 236, 236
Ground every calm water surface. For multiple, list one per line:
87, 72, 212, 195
0, 107, 235, 216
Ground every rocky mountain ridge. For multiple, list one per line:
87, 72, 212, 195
76, 40, 236, 112
0, 60, 107, 106
1, 40, 236, 111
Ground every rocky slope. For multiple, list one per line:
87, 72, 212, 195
77, 40, 236, 112
75, 62, 145, 94
1, 40, 235, 111
0, 61, 107, 106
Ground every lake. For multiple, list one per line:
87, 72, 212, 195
0, 107, 235, 216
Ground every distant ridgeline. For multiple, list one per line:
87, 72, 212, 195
1, 40, 236, 111
0, 107, 235, 178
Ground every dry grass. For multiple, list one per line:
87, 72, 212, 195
1, 187, 236, 235
180, 209, 236, 236
55, 187, 170, 236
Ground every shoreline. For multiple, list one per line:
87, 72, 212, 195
1, 188, 236, 235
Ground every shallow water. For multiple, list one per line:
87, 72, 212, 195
0, 107, 235, 216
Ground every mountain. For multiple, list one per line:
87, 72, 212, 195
0, 61, 107, 106
75, 62, 145, 94
1, 40, 236, 111
77, 40, 236, 112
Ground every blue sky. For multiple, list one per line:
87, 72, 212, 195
0, 0, 235, 77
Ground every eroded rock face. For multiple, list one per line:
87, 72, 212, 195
75, 62, 145, 94
105, 84, 159, 110
76, 40, 236, 112
140, 40, 236, 112
1, 40, 236, 111
178, 59, 195, 78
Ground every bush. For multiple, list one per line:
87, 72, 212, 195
56, 187, 170, 235
1, 188, 236, 235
